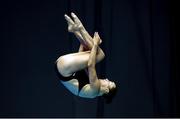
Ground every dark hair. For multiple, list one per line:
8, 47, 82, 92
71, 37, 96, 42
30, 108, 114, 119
102, 85, 118, 104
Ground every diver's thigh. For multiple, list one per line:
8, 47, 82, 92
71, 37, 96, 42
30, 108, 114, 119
56, 51, 90, 76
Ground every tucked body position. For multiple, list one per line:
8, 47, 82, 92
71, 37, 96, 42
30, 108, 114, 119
55, 13, 117, 102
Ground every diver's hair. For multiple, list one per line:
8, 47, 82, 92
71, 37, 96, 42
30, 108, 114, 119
102, 84, 118, 104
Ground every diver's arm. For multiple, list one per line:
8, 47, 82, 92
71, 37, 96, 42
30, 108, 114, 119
87, 32, 101, 90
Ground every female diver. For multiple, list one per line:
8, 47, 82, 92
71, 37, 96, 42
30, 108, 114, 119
55, 13, 117, 102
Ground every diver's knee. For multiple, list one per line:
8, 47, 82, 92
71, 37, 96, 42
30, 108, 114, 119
56, 56, 72, 77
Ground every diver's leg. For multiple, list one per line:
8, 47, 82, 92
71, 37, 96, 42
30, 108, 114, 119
56, 51, 102, 77
65, 14, 90, 50
65, 13, 103, 51
70, 12, 98, 49
70, 13, 105, 61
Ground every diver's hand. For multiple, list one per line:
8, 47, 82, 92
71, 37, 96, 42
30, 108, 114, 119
93, 32, 102, 45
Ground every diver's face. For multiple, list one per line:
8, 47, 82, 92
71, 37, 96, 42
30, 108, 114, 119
109, 81, 116, 89
103, 79, 116, 89
98, 79, 116, 96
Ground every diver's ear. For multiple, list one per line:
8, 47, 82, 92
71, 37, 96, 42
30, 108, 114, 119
99, 86, 109, 96
104, 87, 109, 94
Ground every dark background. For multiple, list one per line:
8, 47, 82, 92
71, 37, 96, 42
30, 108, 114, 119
0, 0, 179, 117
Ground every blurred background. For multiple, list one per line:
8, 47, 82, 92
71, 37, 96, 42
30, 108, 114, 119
0, 0, 179, 117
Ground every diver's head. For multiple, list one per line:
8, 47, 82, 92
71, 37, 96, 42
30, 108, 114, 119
99, 79, 116, 96
99, 79, 117, 103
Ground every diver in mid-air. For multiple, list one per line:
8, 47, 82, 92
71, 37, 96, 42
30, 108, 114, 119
55, 13, 117, 102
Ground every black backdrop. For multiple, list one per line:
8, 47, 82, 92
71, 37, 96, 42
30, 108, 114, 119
0, 0, 179, 117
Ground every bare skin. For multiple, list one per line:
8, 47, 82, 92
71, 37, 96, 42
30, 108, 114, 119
64, 13, 102, 50
79, 32, 102, 98
56, 13, 116, 98
57, 12, 104, 77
